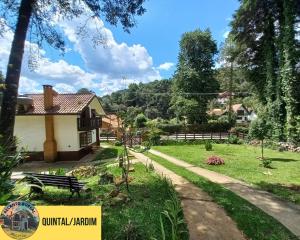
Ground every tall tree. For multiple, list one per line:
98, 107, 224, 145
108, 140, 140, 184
281, 0, 300, 143
0, 0, 146, 143
77, 88, 92, 94
172, 29, 219, 123
0, 71, 4, 84
0, 70, 4, 94
231, 0, 299, 143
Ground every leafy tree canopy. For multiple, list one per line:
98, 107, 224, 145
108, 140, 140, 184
172, 29, 219, 124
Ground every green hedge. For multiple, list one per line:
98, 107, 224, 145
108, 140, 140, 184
157, 122, 232, 134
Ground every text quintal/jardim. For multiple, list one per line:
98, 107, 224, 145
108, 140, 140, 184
42, 217, 97, 226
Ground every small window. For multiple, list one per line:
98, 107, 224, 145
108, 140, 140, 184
237, 110, 244, 116
91, 109, 96, 118
79, 131, 92, 147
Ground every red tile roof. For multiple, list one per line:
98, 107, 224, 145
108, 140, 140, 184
102, 114, 121, 128
19, 93, 96, 115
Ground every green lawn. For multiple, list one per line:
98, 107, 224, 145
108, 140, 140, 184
12, 146, 188, 240
145, 152, 298, 240
153, 144, 300, 204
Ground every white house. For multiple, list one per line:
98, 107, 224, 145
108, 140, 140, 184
229, 104, 250, 123
14, 85, 105, 162
209, 104, 256, 124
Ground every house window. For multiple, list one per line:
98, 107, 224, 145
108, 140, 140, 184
237, 110, 244, 116
79, 131, 92, 147
91, 109, 96, 118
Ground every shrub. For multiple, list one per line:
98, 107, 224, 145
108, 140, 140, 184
157, 122, 233, 134
205, 141, 213, 151
114, 140, 123, 146
0, 142, 23, 203
115, 220, 143, 240
157, 123, 182, 134
144, 128, 162, 146
227, 135, 242, 144
135, 113, 148, 128
234, 126, 249, 134
206, 156, 225, 165
142, 140, 151, 149
49, 168, 66, 176
160, 139, 226, 146
261, 159, 272, 168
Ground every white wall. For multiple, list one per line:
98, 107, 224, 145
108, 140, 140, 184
54, 115, 79, 151
14, 116, 45, 151
88, 97, 105, 116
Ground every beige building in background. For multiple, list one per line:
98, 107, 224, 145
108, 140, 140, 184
14, 85, 105, 161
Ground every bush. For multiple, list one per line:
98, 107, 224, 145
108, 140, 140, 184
157, 122, 233, 134
227, 135, 242, 144
160, 139, 226, 146
156, 123, 182, 134
141, 141, 152, 150
135, 113, 148, 128
205, 141, 213, 151
144, 128, 162, 146
0, 142, 23, 203
49, 168, 66, 176
114, 140, 123, 146
206, 156, 225, 165
261, 159, 272, 168
234, 126, 249, 134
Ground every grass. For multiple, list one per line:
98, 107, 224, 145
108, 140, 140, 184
93, 145, 124, 161
144, 152, 298, 240
12, 145, 188, 240
153, 144, 300, 204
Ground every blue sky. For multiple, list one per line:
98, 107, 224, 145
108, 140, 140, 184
0, 0, 239, 96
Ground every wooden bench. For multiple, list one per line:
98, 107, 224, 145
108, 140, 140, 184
24, 173, 85, 199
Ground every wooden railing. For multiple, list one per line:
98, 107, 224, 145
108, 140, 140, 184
77, 117, 101, 131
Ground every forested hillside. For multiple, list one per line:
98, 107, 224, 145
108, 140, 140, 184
100, 79, 174, 120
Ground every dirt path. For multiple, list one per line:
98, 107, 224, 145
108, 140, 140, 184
130, 150, 246, 240
149, 149, 300, 239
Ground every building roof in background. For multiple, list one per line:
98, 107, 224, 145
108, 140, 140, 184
224, 104, 250, 114
102, 114, 121, 128
18, 93, 97, 115
208, 108, 224, 116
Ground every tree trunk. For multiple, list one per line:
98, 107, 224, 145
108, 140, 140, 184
228, 61, 233, 123
261, 139, 264, 159
0, 0, 34, 144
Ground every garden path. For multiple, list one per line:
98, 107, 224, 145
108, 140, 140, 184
130, 150, 246, 240
149, 149, 300, 238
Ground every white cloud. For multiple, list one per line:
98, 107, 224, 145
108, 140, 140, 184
223, 30, 230, 39
59, 16, 161, 84
157, 62, 175, 71
54, 83, 76, 93
0, 14, 162, 96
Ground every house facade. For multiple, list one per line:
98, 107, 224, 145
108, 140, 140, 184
231, 104, 250, 123
208, 104, 254, 124
14, 85, 105, 161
